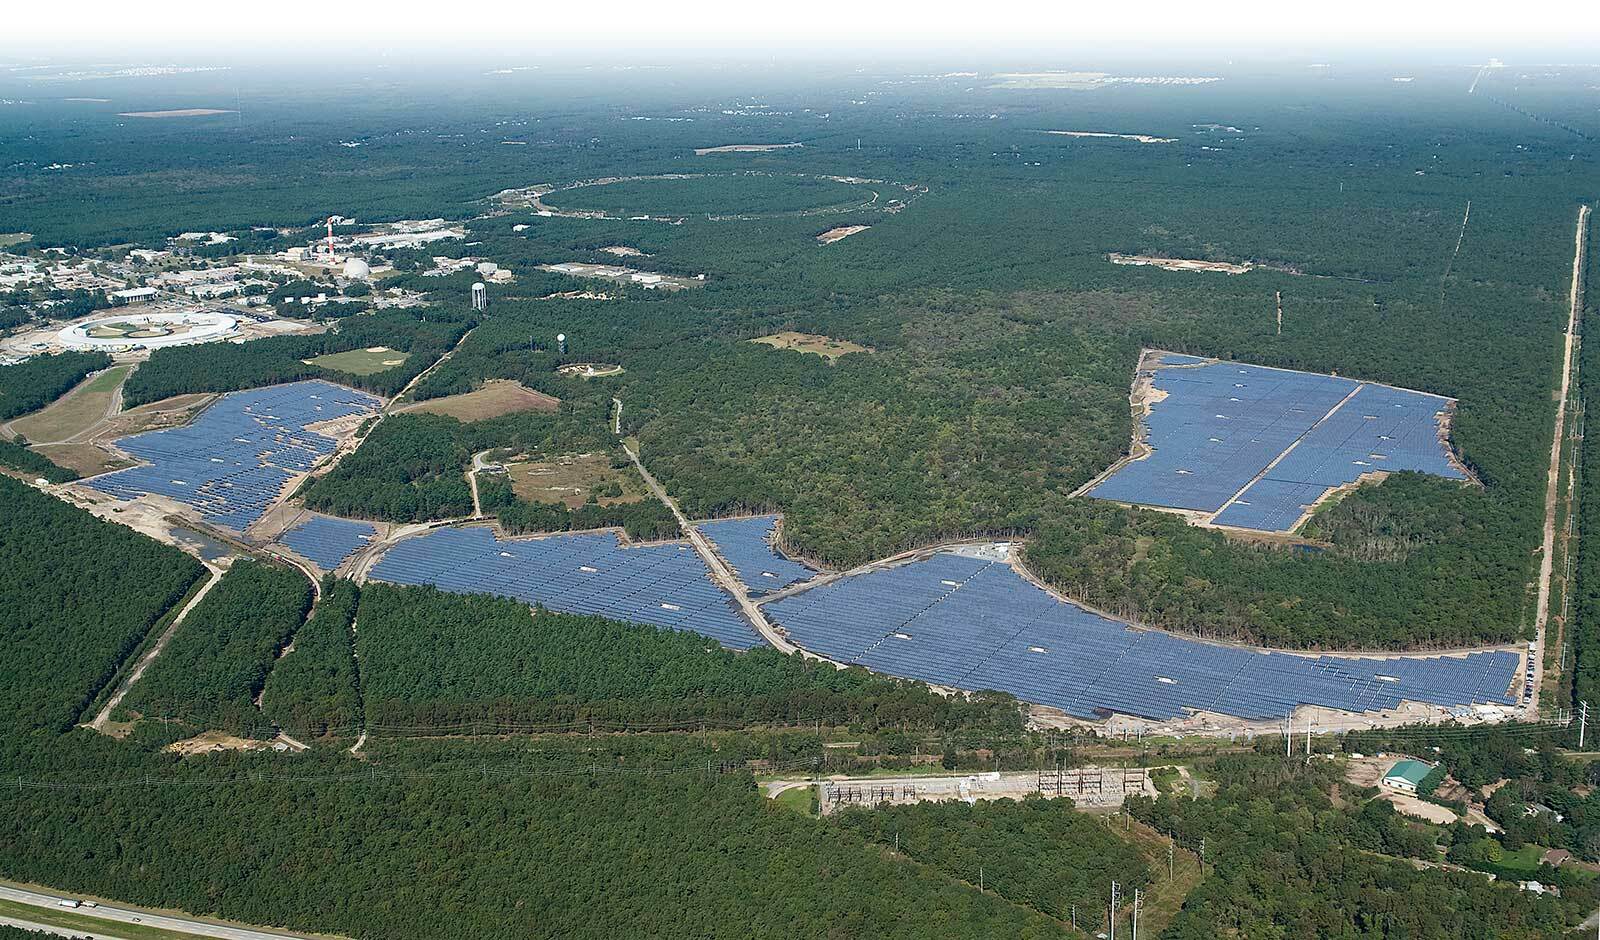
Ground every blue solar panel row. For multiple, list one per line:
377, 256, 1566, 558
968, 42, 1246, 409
281, 516, 378, 571
695, 515, 816, 595
1089, 358, 1464, 532
87, 381, 380, 531
367, 525, 761, 650
763, 551, 1519, 721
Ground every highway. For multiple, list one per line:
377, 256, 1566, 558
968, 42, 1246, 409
0, 884, 316, 940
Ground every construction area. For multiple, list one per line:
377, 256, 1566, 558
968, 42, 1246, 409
764, 766, 1155, 816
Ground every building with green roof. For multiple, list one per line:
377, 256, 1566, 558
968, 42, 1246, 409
1381, 759, 1435, 794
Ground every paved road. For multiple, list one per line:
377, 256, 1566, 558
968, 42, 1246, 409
0, 885, 314, 940
0, 912, 128, 939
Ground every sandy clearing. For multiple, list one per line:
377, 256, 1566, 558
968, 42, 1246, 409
694, 143, 802, 155
1109, 252, 1252, 274
1045, 130, 1178, 143
817, 225, 871, 244
117, 109, 236, 118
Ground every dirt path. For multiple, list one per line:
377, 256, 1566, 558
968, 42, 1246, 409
616, 422, 798, 655
468, 449, 494, 519
89, 565, 224, 733
1532, 204, 1591, 715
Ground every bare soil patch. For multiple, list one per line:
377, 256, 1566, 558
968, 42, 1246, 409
557, 362, 625, 379
505, 451, 646, 509
164, 730, 272, 756
751, 331, 871, 363
817, 225, 871, 244
1386, 793, 1459, 824
1110, 252, 1252, 274
694, 143, 803, 155
118, 109, 236, 118
598, 245, 648, 257
1045, 130, 1178, 143
398, 380, 560, 422
30, 442, 131, 478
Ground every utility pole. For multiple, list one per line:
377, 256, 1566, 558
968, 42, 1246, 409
1286, 713, 1292, 757
1581, 701, 1589, 749
1168, 838, 1174, 878
1109, 881, 1119, 940
1071, 905, 1077, 932
979, 866, 984, 893
1132, 889, 1142, 940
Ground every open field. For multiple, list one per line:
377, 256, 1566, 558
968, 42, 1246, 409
694, 143, 803, 155
751, 331, 871, 363
505, 451, 645, 508
117, 109, 237, 118
306, 347, 410, 375
9, 365, 131, 443
399, 380, 559, 422
0, 232, 30, 247
29, 441, 131, 477
817, 225, 871, 244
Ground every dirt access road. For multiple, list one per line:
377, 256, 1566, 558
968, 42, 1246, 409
616, 421, 798, 655
88, 564, 224, 733
1532, 203, 1590, 715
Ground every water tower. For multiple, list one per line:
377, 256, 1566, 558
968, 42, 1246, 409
471, 282, 487, 312
557, 333, 568, 355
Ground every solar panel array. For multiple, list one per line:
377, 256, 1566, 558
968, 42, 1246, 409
695, 515, 816, 595
281, 516, 378, 571
368, 525, 761, 650
763, 551, 1519, 721
88, 381, 380, 531
1090, 359, 1464, 532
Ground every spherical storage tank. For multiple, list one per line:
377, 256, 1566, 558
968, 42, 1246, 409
342, 257, 372, 279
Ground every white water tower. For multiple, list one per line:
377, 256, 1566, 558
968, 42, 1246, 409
471, 281, 487, 312
556, 333, 567, 355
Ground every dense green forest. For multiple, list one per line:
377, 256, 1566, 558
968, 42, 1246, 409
1128, 753, 1597, 938
260, 578, 362, 737
0, 475, 201, 740
301, 414, 475, 520
0, 352, 110, 420
120, 311, 468, 406
119, 560, 313, 737
354, 583, 1025, 731
836, 798, 1151, 929
0, 438, 76, 482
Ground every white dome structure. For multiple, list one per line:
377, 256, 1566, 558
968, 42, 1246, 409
342, 257, 372, 279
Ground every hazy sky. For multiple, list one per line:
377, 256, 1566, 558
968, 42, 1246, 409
4, 0, 1598, 59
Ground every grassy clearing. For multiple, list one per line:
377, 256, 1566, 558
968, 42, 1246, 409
772, 785, 818, 816
0, 233, 31, 248
10, 365, 131, 444
750, 331, 871, 363
1115, 817, 1204, 938
307, 347, 410, 376
400, 380, 559, 422
505, 452, 644, 509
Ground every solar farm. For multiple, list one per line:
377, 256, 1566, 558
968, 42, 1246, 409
280, 515, 378, 571
1089, 354, 1466, 533
85, 381, 381, 531
367, 525, 761, 650
761, 549, 1520, 722
695, 514, 817, 595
